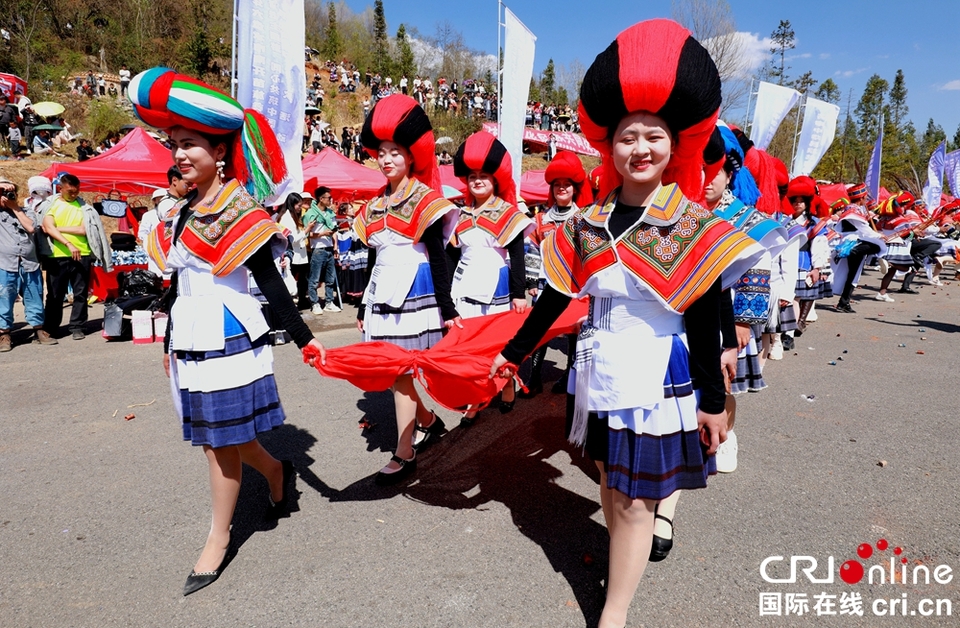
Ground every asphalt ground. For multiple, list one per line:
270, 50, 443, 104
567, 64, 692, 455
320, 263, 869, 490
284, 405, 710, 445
1, 268, 959, 627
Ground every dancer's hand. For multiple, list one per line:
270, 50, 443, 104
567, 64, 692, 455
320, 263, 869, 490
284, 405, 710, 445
779, 299, 792, 308
735, 323, 751, 352
808, 268, 821, 284
720, 347, 737, 384
511, 298, 527, 314
163, 353, 170, 378
528, 287, 539, 297
444, 316, 464, 329
698, 408, 728, 456
489, 353, 515, 379
356, 318, 364, 333
302, 339, 327, 368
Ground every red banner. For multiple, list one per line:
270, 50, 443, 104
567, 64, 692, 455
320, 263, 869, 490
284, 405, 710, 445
482, 122, 599, 158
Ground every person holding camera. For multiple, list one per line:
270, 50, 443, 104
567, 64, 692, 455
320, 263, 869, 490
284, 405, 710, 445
0, 178, 45, 352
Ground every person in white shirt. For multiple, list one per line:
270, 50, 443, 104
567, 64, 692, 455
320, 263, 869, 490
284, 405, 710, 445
157, 166, 190, 220
119, 65, 131, 98
139, 189, 170, 279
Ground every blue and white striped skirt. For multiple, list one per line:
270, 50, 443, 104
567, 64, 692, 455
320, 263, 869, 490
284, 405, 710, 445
583, 335, 715, 500
175, 307, 285, 448
365, 262, 445, 351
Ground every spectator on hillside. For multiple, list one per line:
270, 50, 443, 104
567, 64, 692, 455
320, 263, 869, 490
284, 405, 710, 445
0, 94, 18, 148
85, 71, 96, 97
0, 178, 45, 352
310, 122, 324, 153
32, 130, 54, 155
76, 139, 95, 161
7, 124, 23, 158
97, 74, 106, 96
119, 65, 131, 97
399, 75, 408, 95
41, 173, 112, 341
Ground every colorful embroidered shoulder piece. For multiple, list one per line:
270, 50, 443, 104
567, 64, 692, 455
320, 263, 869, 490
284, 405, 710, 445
359, 179, 455, 244
144, 204, 179, 273
177, 180, 283, 276
454, 197, 532, 247
543, 184, 760, 312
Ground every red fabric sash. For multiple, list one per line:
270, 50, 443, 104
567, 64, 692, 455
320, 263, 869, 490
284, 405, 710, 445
312, 299, 588, 410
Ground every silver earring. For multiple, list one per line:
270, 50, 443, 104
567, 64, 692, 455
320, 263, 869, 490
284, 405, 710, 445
216, 160, 226, 184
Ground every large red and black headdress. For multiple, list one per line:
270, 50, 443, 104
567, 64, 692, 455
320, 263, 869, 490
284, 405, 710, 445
783, 175, 830, 218
452, 131, 517, 208
544, 151, 593, 207
360, 94, 441, 191
577, 19, 722, 202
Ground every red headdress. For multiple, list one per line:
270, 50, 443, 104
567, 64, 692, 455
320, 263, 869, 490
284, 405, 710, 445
742, 147, 787, 215
452, 131, 517, 208
360, 94, 441, 191
577, 19, 721, 203
783, 175, 830, 218
544, 151, 593, 207
846, 183, 869, 202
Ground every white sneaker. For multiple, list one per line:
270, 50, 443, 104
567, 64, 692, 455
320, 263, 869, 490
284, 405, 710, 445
324, 302, 342, 313
878, 258, 890, 275
716, 430, 738, 473
875, 292, 895, 302
929, 278, 944, 287
311, 303, 324, 315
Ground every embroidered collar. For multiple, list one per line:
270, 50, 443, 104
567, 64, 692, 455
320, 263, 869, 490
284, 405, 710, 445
189, 180, 240, 216
583, 183, 687, 229
544, 203, 578, 224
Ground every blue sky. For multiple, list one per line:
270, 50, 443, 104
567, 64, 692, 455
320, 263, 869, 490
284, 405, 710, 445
339, 0, 960, 137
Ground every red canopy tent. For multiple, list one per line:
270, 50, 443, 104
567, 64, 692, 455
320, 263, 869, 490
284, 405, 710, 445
41, 127, 172, 195
300, 148, 386, 202
520, 169, 549, 204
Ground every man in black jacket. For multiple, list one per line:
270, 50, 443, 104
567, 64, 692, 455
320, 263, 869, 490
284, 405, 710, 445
21, 104, 41, 149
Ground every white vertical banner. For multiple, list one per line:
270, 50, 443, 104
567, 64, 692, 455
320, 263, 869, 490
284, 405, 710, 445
790, 97, 840, 176
501, 7, 536, 190
750, 81, 801, 150
944, 149, 960, 198
236, 0, 305, 204
922, 141, 947, 209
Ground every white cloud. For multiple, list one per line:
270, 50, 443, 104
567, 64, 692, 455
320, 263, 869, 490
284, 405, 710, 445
819, 53, 831, 60
835, 68, 868, 78
700, 31, 772, 79
787, 53, 812, 60
939, 80, 960, 91
407, 37, 496, 79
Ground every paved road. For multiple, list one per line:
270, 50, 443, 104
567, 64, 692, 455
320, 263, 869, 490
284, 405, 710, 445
1, 270, 959, 627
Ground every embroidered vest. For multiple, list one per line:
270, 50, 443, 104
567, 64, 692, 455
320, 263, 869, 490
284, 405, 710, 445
354, 179, 454, 245
541, 183, 759, 313
453, 197, 530, 247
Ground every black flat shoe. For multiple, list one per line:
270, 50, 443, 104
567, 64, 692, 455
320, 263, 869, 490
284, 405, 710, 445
459, 412, 478, 428
267, 460, 296, 518
835, 302, 855, 314
498, 398, 515, 414
517, 382, 543, 399
374, 454, 416, 486
897, 288, 919, 294
183, 540, 233, 596
412, 413, 445, 452
649, 513, 674, 563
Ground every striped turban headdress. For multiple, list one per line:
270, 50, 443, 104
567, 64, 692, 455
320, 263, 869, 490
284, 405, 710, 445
577, 19, 722, 202
452, 132, 517, 208
128, 68, 287, 202
360, 95, 440, 191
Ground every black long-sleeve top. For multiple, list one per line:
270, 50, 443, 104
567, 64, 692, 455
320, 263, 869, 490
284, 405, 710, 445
358, 217, 459, 322
500, 200, 727, 415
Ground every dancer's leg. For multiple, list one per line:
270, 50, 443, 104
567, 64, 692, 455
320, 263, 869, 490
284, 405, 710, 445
194, 444, 241, 573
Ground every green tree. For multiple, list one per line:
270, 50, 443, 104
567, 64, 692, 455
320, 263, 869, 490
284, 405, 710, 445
323, 2, 343, 62
855, 74, 888, 143
540, 59, 556, 104
887, 69, 908, 130
373, 0, 390, 77
528, 77, 541, 104
813, 78, 841, 104
791, 70, 816, 95
918, 118, 946, 166
768, 20, 795, 86
396, 23, 415, 79
952, 123, 960, 151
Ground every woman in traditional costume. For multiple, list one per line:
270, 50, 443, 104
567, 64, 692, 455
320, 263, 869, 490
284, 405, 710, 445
448, 132, 532, 423
353, 95, 460, 484
519, 151, 593, 398
130, 68, 324, 596
488, 20, 762, 628
784, 176, 832, 332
